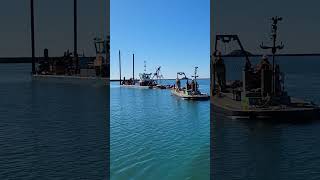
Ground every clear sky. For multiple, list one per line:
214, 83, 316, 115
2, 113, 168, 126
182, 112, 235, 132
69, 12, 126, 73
0, 0, 108, 57
213, 0, 320, 54
110, 0, 210, 79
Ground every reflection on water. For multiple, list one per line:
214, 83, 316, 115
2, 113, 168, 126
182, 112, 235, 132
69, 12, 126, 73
0, 64, 109, 179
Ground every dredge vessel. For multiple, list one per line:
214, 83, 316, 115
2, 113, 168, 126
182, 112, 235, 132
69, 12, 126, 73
211, 16, 320, 120
30, 0, 109, 85
119, 53, 169, 89
33, 37, 109, 86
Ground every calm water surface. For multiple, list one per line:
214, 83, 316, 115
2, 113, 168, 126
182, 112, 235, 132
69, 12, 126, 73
111, 79, 210, 179
0, 63, 109, 179
212, 56, 320, 180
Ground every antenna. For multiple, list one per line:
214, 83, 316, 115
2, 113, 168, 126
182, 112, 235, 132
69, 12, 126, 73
192, 66, 199, 80
260, 16, 284, 95
144, 61, 146, 72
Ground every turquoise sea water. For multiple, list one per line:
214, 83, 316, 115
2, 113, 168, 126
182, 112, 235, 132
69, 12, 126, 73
110, 79, 210, 179
0, 64, 109, 179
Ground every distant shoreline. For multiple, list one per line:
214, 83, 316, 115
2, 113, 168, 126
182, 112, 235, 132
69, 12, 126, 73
0, 57, 33, 63
1, 53, 320, 64
110, 78, 210, 82
0, 57, 94, 63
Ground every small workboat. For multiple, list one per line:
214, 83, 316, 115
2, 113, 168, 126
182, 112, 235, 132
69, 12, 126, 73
171, 67, 209, 100
211, 17, 320, 120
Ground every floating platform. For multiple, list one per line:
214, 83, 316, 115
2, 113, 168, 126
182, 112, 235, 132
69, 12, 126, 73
211, 93, 320, 120
32, 74, 109, 86
171, 89, 210, 101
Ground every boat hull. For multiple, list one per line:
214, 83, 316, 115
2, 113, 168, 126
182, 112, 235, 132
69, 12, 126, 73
211, 99, 320, 121
121, 85, 151, 89
121, 84, 170, 89
171, 89, 210, 101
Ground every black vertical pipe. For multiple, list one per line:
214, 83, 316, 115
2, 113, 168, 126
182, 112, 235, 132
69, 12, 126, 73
211, 55, 215, 96
74, 0, 78, 71
272, 35, 276, 95
133, 54, 134, 80
119, 50, 121, 85
30, 0, 35, 74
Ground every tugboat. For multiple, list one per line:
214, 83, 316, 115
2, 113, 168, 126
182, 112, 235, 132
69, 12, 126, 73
211, 16, 320, 120
172, 67, 209, 100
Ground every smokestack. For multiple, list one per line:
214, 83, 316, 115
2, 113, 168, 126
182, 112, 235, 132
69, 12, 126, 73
30, 0, 35, 74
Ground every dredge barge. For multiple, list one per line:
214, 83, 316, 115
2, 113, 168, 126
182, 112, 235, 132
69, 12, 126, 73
119, 52, 170, 89
32, 37, 109, 86
30, 0, 109, 85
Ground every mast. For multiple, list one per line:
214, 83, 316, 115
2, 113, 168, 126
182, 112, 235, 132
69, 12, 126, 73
193, 66, 199, 90
105, 0, 110, 78
260, 16, 284, 95
210, 0, 215, 99
133, 54, 135, 80
74, 0, 78, 72
193, 67, 199, 81
30, 0, 35, 74
119, 50, 121, 85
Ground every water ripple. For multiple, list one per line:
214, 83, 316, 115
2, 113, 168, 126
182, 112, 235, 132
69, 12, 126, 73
111, 80, 210, 179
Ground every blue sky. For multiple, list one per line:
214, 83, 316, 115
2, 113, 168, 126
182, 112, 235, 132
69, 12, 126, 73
213, 0, 320, 54
0, 0, 107, 57
110, 0, 210, 79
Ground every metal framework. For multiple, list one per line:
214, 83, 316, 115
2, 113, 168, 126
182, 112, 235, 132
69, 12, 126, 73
212, 34, 251, 96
